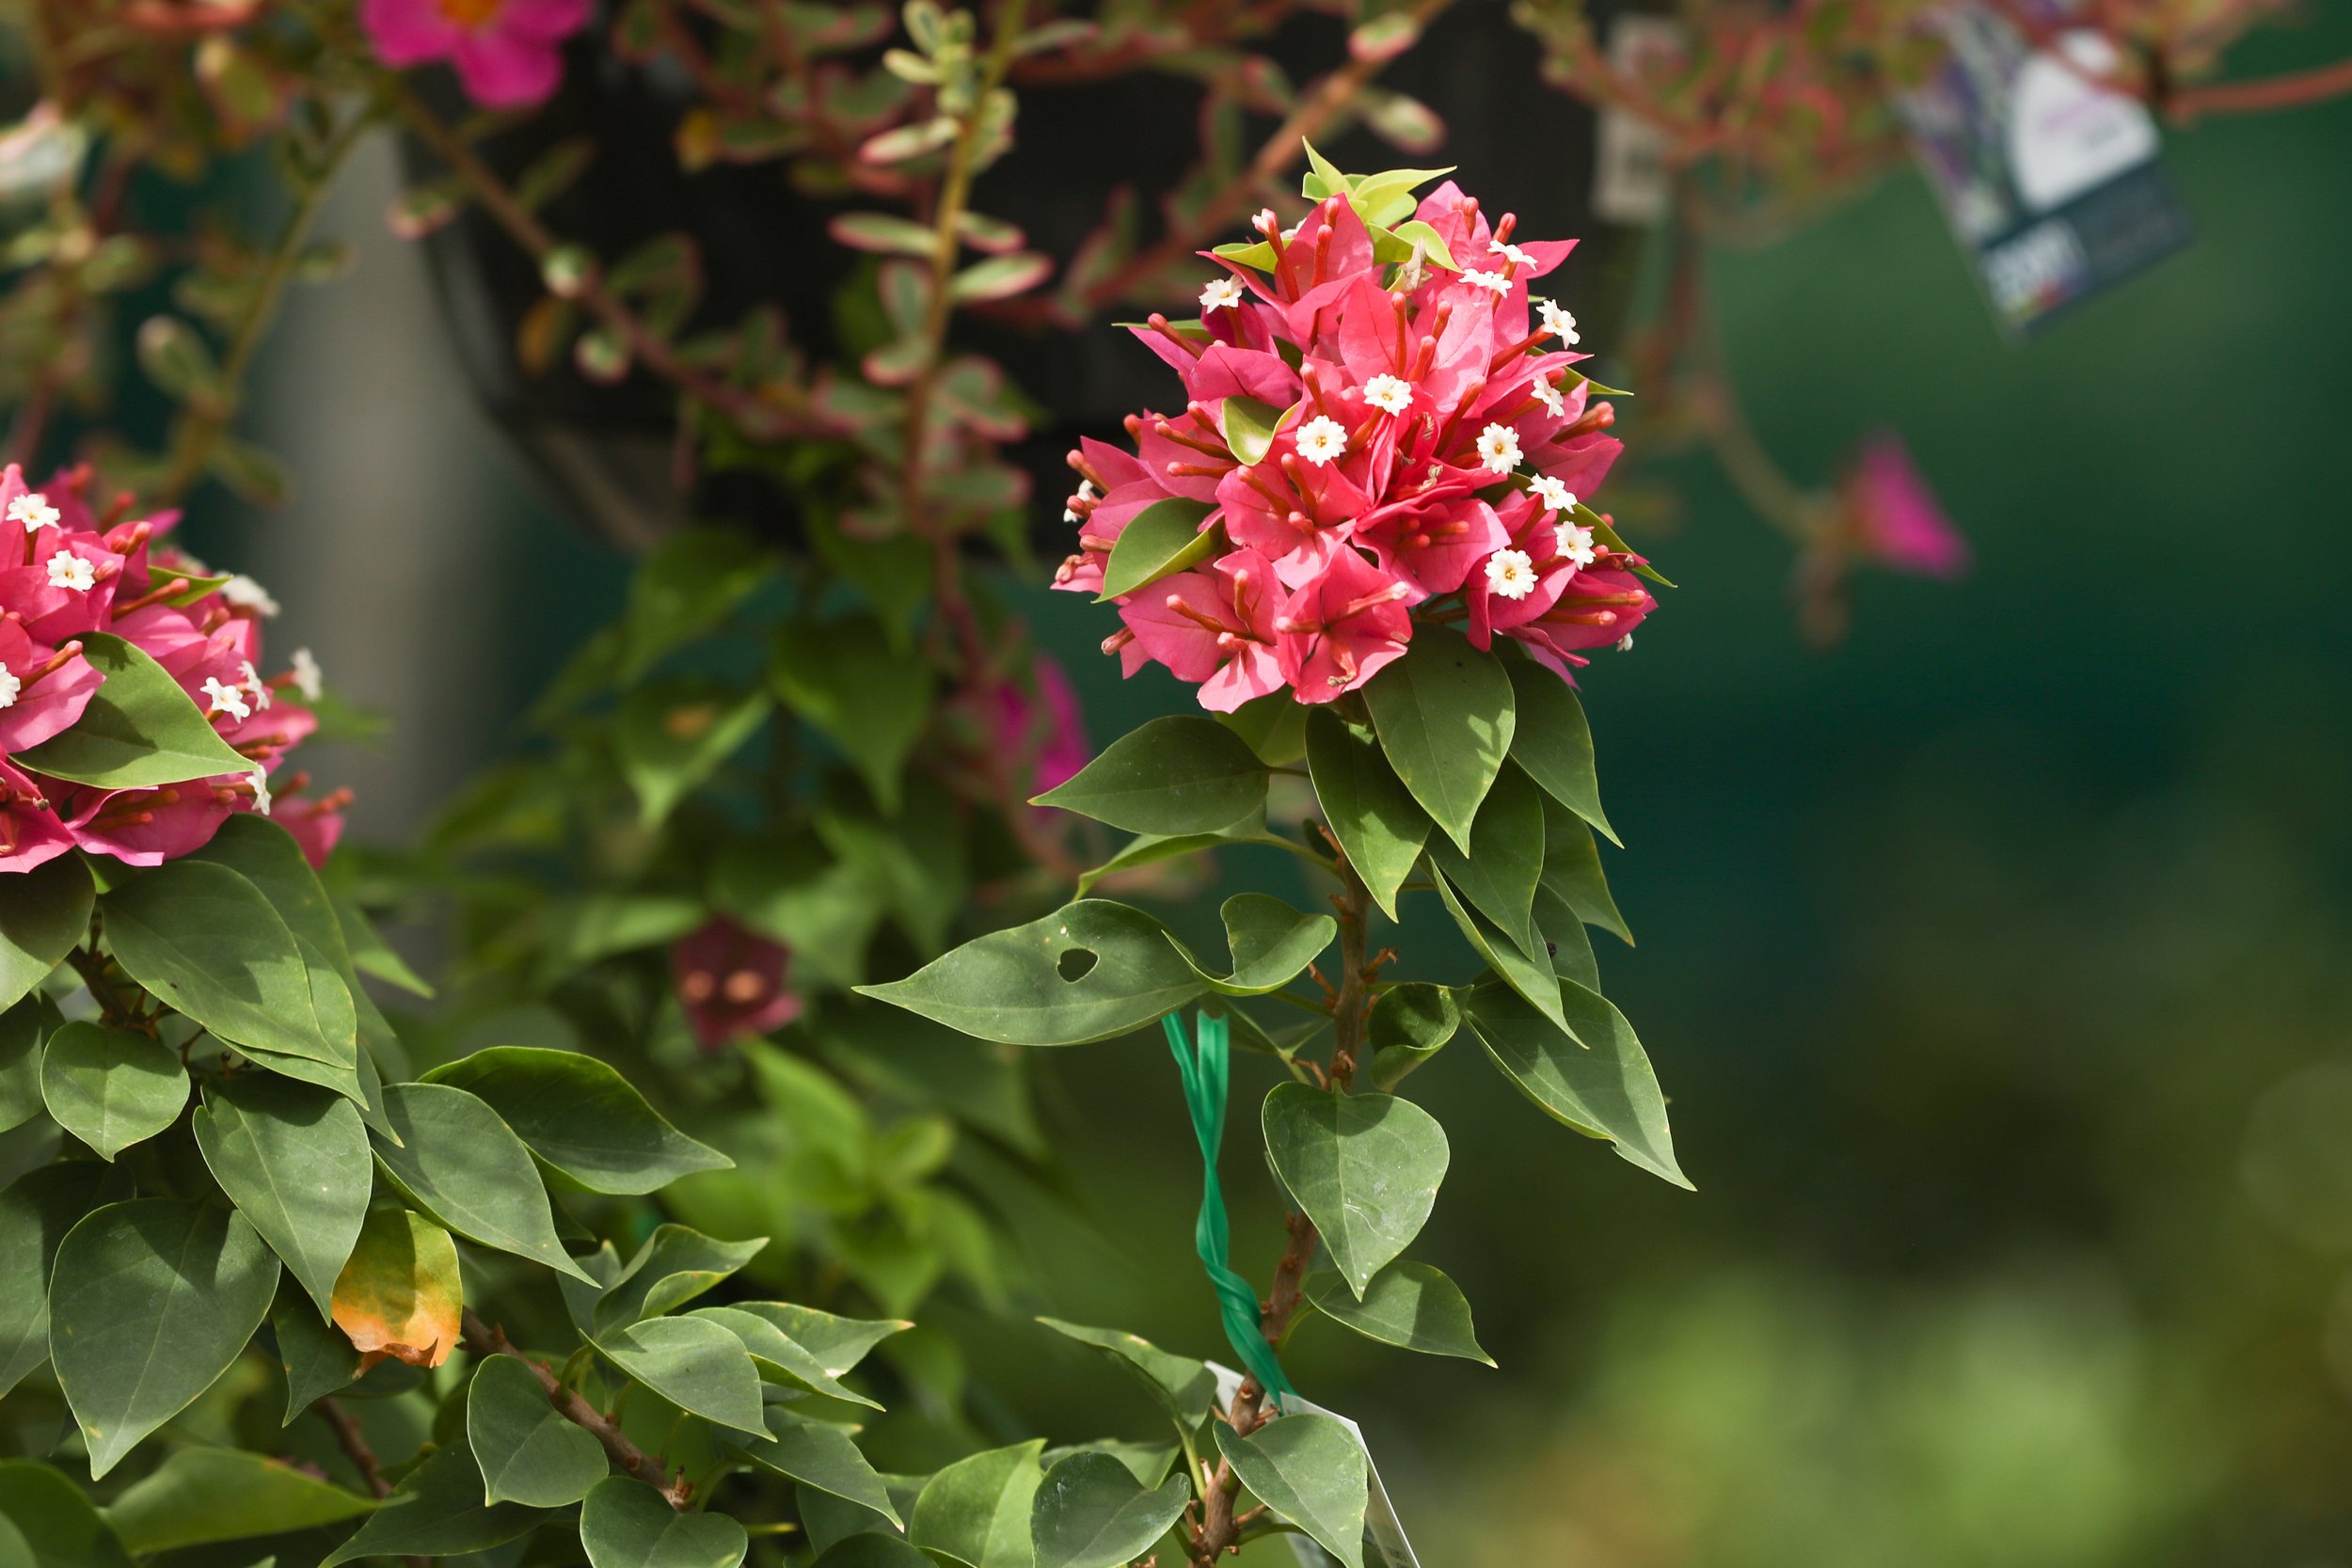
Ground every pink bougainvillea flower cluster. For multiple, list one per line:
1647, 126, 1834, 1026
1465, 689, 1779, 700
361, 0, 591, 108
1055, 173, 1658, 708
0, 464, 344, 876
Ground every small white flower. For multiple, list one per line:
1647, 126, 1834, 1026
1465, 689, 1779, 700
1489, 239, 1532, 267
46, 553, 95, 593
221, 574, 279, 617
1062, 478, 1097, 526
1475, 422, 1522, 474
239, 658, 272, 711
1485, 548, 1538, 600
8, 492, 59, 534
1533, 376, 1566, 418
248, 768, 272, 817
291, 647, 324, 704
0, 667, 20, 710
1200, 277, 1245, 312
1616, 633, 1634, 653
1294, 415, 1349, 467
201, 675, 251, 722
1537, 298, 1580, 344
1529, 474, 1577, 513
1461, 269, 1512, 297
1360, 374, 1412, 415
1562, 523, 1598, 570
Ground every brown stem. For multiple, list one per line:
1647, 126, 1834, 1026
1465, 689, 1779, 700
459, 1308, 693, 1511
316, 1397, 428, 1568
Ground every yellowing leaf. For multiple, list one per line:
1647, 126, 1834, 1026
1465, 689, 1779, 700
331, 1208, 461, 1370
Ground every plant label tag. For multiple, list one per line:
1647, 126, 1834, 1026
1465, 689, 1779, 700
1590, 15, 1684, 226
1899, 0, 2193, 333
1210, 1363, 1422, 1568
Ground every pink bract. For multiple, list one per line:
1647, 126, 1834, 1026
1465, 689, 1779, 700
671, 916, 803, 1053
1843, 432, 1969, 579
361, 0, 592, 107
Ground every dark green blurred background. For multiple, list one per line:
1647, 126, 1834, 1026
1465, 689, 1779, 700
223, 19, 2352, 1563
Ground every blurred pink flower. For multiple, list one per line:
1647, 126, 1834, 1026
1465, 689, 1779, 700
361, 0, 591, 107
994, 655, 1092, 794
671, 915, 802, 1053
1842, 433, 1969, 578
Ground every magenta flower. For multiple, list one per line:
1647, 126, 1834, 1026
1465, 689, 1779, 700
0, 619, 99, 753
1840, 433, 1968, 578
1275, 543, 1412, 703
0, 759, 73, 875
361, 0, 592, 108
993, 654, 1092, 795
1118, 548, 1285, 713
671, 916, 802, 1053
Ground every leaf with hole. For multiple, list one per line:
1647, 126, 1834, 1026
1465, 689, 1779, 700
1033, 716, 1267, 834
1262, 1085, 1449, 1298
859, 900, 1204, 1047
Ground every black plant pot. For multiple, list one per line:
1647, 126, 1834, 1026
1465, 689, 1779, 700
412, 0, 1651, 550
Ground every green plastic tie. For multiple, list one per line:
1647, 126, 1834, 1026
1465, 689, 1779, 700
1163, 1009, 1295, 1402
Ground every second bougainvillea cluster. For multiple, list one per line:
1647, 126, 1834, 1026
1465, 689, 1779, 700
1, 463, 342, 874
1057, 158, 1658, 710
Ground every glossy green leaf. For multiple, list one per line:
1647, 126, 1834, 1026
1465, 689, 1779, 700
1540, 800, 1632, 944
1029, 1451, 1188, 1568
0, 1513, 27, 1568
1216, 395, 1292, 467
274, 1287, 360, 1420
1, 853, 91, 1014
1098, 498, 1218, 600
469, 1353, 608, 1507
1429, 873, 1568, 1035
1182, 893, 1336, 996
1503, 662, 1617, 844
771, 616, 930, 813
1262, 1085, 1449, 1298
319, 1445, 544, 1566
592, 1226, 768, 1331
1218, 692, 1310, 766
423, 1046, 730, 1196
1464, 979, 1687, 1187
101, 1446, 373, 1554
618, 679, 770, 828
1304, 709, 1428, 920
595, 1315, 766, 1433
193, 1074, 368, 1315
580, 1476, 746, 1568
330, 892, 433, 997
0, 1163, 118, 1398
1533, 883, 1601, 991
40, 1022, 186, 1161
910, 1440, 1045, 1568
1075, 829, 1239, 896
859, 900, 1203, 1047
0, 997, 52, 1133
0, 1459, 134, 1568
13, 634, 250, 788
1362, 623, 1515, 853
1302, 1261, 1492, 1364
1212, 1414, 1366, 1568
370, 1082, 594, 1281
742, 1302, 909, 1379
1036, 1318, 1216, 1427
101, 861, 355, 1067
815, 1536, 935, 1568
691, 1305, 880, 1408
50, 1198, 280, 1477
732, 1407, 901, 1524
1424, 764, 1545, 954
1366, 983, 1458, 1091
1033, 716, 1267, 834
331, 1206, 463, 1370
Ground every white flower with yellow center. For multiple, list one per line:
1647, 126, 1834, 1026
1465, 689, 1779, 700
1360, 374, 1412, 415
239, 658, 272, 711
1533, 375, 1566, 418
8, 492, 59, 534
201, 675, 251, 722
46, 553, 95, 593
291, 647, 324, 703
1294, 415, 1349, 467
1475, 422, 1521, 474
1529, 474, 1576, 513
1200, 277, 1245, 312
1485, 548, 1538, 600
1489, 239, 1533, 267
1461, 269, 1512, 297
1562, 523, 1598, 570
1537, 298, 1580, 344
249, 768, 272, 816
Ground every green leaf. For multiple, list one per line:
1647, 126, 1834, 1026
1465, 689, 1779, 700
859, 901, 1204, 1047
1299, 139, 1349, 201
0, 998, 54, 1133
739, 1303, 909, 1380
469, 1353, 608, 1507
1503, 663, 1616, 844
193, 1074, 368, 1315
102, 861, 356, 1067
815, 1537, 935, 1568
0, 1164, 118, 1398
1, 853, 91, 1014
595, 1315, 766, 1433
0, 1459, 134, 1568
592, 1226, 769, 1332
101, 1446, 373, 1554
1464, 979, 1687, 1187
1424, 764, 1545, 954
732, 1407, 901, 1525
50, 1198, 280, 1477
1429, 873, 1568, 1035
1035, 1319, 1215, 1427
1218, 692, 1309, 767
1362, 623, 1515, 853
422, 1046, 730, 1196
330, 1205, 463, 1369
910, 1440, 1045, 1568
1216, 396, 1292, 467
274, 1286, 360, 1420
1303, 708, 1429, 920
319, 1445, 544, 1566
39, 1022, 186, 1161
771, 616, 930, 813
330, 893, 433, 997
1540, 800, 1632, 944
620, 526, 773, 681
691, 1305, 880, 1408
1034, 716, 1267, 834
1098, 498, 1220, 601
1261, 1085, 1449, 1298
1211, 1414, 1366, 1568
1302, 1261, 1492, 1364
1029, 1451, 1188, 1568
1180, 893, 1336, 996
617, 679, 770, 828
1366, 984, 1458, 1091
1534, 883, 1601, 991
370, 1083, 594, 1281
13, 634, 251, 788
1075, 827, 1247, 896
580, 1476, 746, 1568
